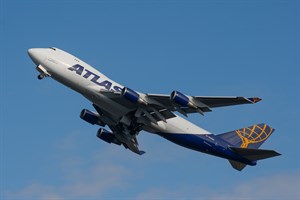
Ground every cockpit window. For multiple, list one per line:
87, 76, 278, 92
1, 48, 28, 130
49, 47, 56, 51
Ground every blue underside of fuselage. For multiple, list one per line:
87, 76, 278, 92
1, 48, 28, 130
156, 132, 255, 166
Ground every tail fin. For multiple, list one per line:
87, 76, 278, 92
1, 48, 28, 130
219, 123, 275, 149
219, 123, 280, 171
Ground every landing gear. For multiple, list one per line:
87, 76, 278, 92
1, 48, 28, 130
36, 65, 50, 80
37, 74, 45, 80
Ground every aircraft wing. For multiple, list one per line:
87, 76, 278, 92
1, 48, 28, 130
147, 94, 261, 116
92, 103, 146, 155
147, 94, 261, 108
100, 89, 261, 120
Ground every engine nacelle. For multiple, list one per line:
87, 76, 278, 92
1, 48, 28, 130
121, 87, 140, 103
97, 128, 121, 145
170, 91, 205, 115
80, 109, 105, 126
170, 91, 190, 107
121, 87, 148, 105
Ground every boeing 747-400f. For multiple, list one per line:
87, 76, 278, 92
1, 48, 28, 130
28, 47, 280, 171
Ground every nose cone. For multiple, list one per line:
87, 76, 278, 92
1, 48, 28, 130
28, 48, 48, 65
28, 48, 36, 57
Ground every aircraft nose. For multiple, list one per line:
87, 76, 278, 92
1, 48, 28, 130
28, 48, 35, 57
28, 48, 37, 61
28, 48, 47, 65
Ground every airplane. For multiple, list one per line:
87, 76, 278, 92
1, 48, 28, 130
28, 47, 280, 171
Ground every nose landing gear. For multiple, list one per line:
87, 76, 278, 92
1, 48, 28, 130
38, 74, 45, 80
37, 73, 50, 80
36, 65, 50, 80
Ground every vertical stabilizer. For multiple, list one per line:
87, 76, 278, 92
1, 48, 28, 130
219, 123, 275, 149
219, 124, 280, 171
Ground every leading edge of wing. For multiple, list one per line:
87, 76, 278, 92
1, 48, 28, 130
147, 93, 261, 109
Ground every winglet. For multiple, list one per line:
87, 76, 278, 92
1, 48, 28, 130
248, 97, 262, 104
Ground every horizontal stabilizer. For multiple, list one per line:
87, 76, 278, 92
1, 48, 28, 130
229, 146, 281, 161
228, 160, 247, 171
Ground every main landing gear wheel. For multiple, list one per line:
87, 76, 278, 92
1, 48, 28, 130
38, 74, 45, 80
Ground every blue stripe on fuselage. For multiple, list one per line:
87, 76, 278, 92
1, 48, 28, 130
156, 132, 255, 166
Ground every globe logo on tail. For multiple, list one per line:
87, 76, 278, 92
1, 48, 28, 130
235, 124, 273, 148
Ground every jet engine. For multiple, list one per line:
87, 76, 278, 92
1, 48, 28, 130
121, 87, 148, 105
170, 91, 206, 115
97, 128, 121, 145
80, 109, 105, 126
170, 91, 190, 107
121, 87, 140, 102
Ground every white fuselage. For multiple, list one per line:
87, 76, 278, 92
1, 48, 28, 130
28, 47, 211, 135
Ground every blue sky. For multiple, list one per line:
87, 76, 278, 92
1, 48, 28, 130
1, 0, 299, 199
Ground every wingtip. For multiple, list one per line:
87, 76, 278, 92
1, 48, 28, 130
274, 151, 282, 156
248, 97, 262, 104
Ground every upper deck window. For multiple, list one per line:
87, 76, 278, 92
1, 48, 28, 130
49, 47, 56, 51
